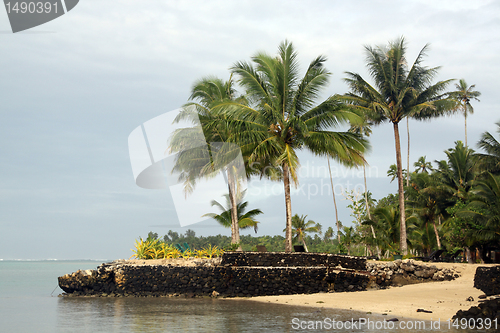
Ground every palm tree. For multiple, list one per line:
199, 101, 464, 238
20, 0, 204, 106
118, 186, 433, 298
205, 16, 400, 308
169, 76, 247, 248
323, 226, 335, 244
448, 79, 481, 147
224, 40, 369, 252
435, 141, 477, 262
363, 206, 400, 257
414, 156, 433, 173
435, 141, 477, 201
406, 172, 450, 250
469, 172, 500, 245
327, 159, 342, 243
203, 190, 262, 234
477, 121, 500, 174
387, 164, 407, 184
343, 37, 453, 255
285, 214, 321, 252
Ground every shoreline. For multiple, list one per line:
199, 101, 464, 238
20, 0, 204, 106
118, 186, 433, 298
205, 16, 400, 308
240, 262, 498, 321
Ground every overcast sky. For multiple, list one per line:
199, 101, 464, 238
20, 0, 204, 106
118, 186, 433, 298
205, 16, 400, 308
1, 0, 499, 259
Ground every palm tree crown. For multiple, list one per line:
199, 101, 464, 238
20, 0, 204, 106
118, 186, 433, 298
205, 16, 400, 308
203, 190, 262, 233
284, 214, 321, 252
448, 79, 481, 147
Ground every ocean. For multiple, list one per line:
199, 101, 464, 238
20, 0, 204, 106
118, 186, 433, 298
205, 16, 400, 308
0, 260, 474, 332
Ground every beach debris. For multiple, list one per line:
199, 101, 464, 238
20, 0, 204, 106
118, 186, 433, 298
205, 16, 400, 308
211, 291, 219, 298
386, 318, 399, 322
466, 296, 474, 302
416, 309, 433, 313
479, 294, 487, 299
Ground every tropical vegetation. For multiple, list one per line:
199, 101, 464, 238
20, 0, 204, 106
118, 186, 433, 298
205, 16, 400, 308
130, 37, 496, 263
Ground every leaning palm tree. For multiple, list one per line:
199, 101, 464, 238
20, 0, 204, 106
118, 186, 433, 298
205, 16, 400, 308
169, 76, 247, 248
222, 41, 369, 252
448, 79, 481, 147
343, 37, 454, 255
203, 190, 262, 234
285, 214, 321, 252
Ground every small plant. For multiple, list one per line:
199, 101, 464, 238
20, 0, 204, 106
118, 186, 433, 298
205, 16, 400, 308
198, 245, 223, 258
224, 243, 240, 251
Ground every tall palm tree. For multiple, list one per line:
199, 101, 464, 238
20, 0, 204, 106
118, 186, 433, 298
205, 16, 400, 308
343, 37, 453, 255
448, 79, 481, 147
224, 41, 369, 252
203, 190, 262, 234
285, 214, 321, 252
169, 76, 246, 247
327, 158, 342, 243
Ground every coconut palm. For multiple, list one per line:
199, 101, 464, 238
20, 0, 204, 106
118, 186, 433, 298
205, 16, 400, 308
448, 79, 481, 147
343, 37, 454, 255
285, 214, 321, 252
224, 40, 369, 252
414, 156, 433, 173
169, 76, 247, 247
406, 172, 450, 250
477, 121, 500, 174
203, 190, 262, 234
435, 141, 477, 201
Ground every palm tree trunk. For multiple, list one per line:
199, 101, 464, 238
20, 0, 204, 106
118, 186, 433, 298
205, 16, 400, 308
283, 164, 293, 253
327, 159, 341, 243
227, 167, 241, 251
393, 122, 408, 255
464, 106, 468, 147
363, 165, 381, 258
406, 117, 410, 187
465, 246, 473, 264
301, 238, 309, 253
433, 217, 441, 248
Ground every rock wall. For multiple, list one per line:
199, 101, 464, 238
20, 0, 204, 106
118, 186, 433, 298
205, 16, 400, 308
58, 261, 370, 297
453, 298, 500, 321
58, 254, 460, 298
366, 259, 459, 287
221, 252, 367, 270
474, 266, 500, 296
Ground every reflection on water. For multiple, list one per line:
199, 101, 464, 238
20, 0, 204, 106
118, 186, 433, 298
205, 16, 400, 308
56, 297, 471, 333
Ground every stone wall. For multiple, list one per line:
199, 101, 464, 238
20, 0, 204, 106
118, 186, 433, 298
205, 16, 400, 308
58, 254, 460, 298
58, 261, 370, 297
221, 252, 367, 271
366, 259, 460, 287
474, 266, 500, 296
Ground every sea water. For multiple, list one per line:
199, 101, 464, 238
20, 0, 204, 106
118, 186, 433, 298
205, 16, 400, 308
0, 260, 474, 332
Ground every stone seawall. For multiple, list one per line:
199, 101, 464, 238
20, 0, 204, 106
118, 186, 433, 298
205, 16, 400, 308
58, 263, 370, 297
58, 253, 460, 298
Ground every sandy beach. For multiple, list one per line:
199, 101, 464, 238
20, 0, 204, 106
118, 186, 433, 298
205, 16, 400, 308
244, 262, 499, 321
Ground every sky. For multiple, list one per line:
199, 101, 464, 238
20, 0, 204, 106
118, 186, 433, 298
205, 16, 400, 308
1, 0, 499, 260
